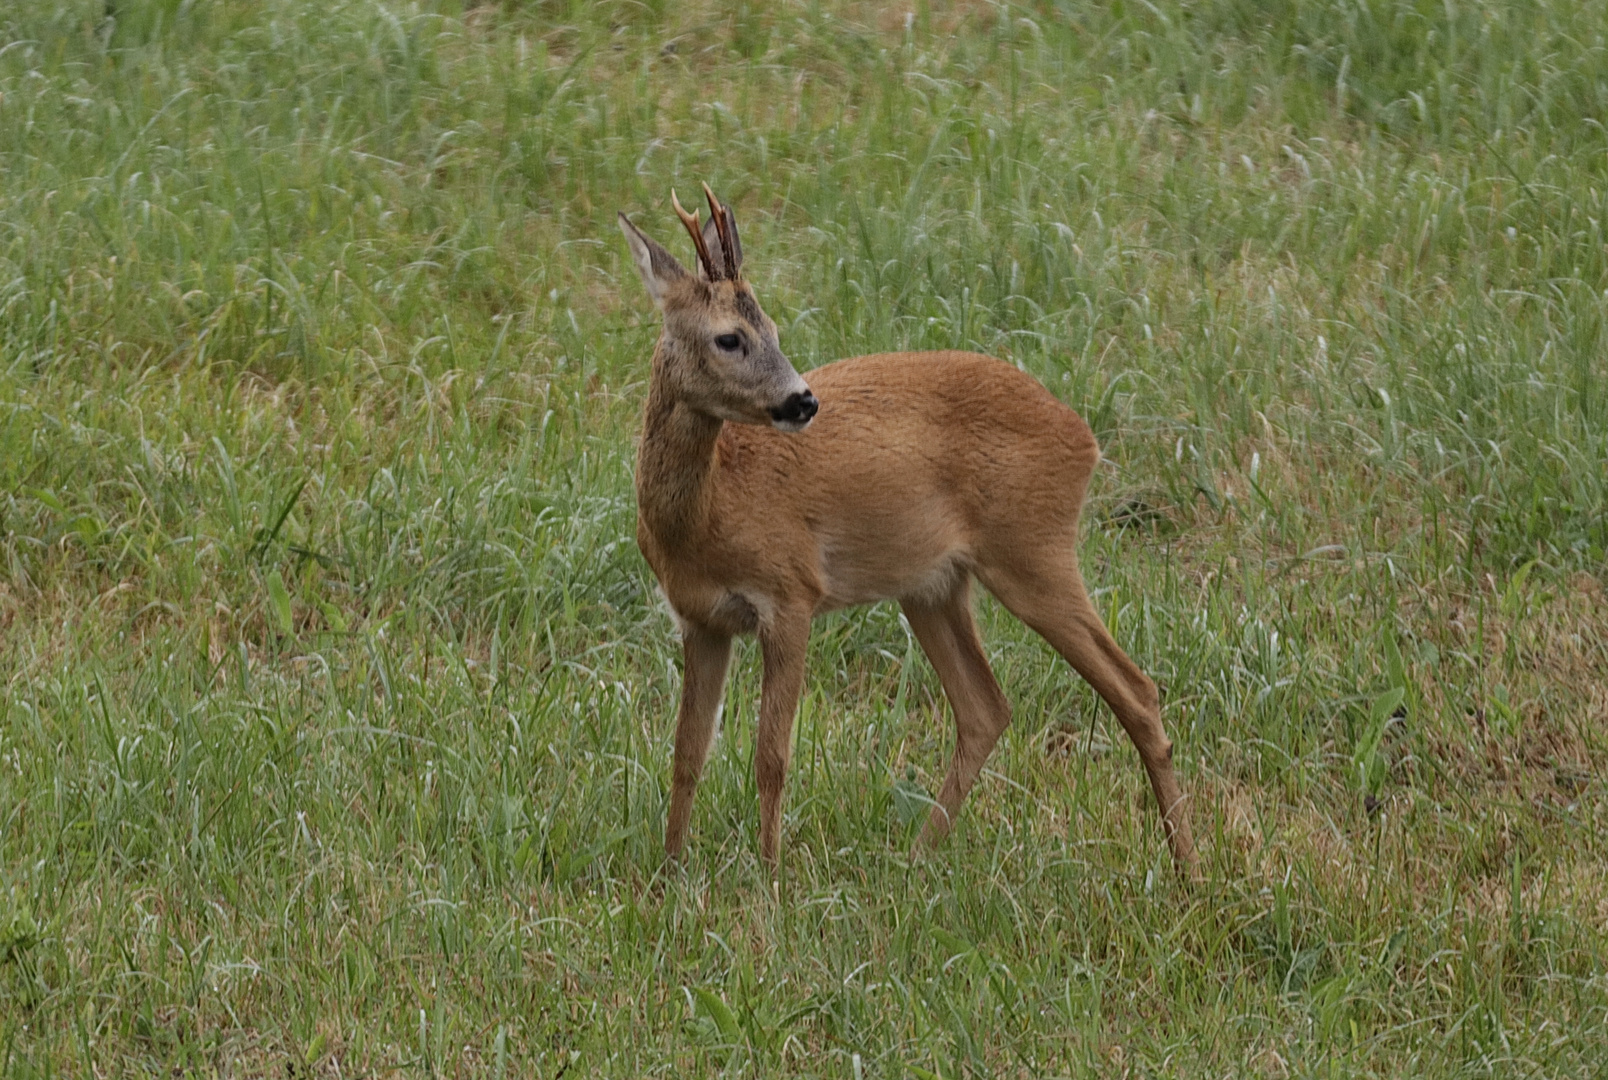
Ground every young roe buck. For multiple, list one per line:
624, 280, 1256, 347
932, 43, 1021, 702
618, 185, 1198, 875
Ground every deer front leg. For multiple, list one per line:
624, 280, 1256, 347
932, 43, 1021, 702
664, 623, 734, 862
756, 611, 811, 868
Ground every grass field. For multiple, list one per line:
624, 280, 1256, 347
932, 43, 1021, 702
2, 0, 1607, 1074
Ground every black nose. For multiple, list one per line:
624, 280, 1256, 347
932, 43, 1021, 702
770, 391, 818, 425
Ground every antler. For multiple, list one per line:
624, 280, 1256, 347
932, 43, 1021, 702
703, 182, 739, 281
670, 189, 719, 281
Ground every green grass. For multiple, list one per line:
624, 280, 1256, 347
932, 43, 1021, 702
2, 0, 1607, 1074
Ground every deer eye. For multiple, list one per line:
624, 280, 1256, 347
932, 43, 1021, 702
714, 333, 742, 352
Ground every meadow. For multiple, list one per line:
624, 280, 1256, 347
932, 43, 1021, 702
2, 0, 1607, 1074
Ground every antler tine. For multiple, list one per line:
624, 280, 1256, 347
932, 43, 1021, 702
670, 189, 719, 281
702, 182, 739, 281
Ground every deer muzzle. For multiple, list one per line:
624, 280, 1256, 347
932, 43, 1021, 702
769, 389, 819, 432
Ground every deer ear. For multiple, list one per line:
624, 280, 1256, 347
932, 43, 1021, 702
700, 202, 742, 277
618, 212, 687, 308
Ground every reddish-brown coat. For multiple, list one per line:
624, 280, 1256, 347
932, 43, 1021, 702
619, 195, 1198, 875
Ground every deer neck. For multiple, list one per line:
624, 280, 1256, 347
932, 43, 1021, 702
636, 359, 723, 547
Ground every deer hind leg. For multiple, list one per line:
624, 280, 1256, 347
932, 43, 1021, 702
756, 610, 811, 868
977, 559, 1200, 876
665, 624, 734, 862
901, 576, 1013, 849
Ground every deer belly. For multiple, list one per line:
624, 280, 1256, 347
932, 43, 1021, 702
818, 542, 969, 610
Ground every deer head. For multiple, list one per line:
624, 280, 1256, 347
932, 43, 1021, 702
618, 185, 818, 431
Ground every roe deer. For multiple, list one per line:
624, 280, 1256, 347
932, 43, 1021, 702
618, 185, 1198, 875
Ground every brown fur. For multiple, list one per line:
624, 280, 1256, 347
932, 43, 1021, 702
619, 197, 1198, 875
